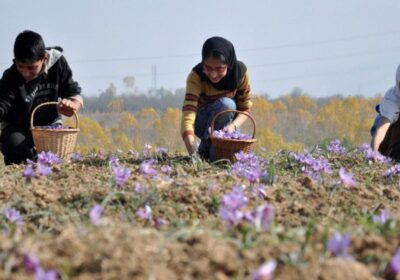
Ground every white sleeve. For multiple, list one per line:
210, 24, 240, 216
379, 87, 400, 123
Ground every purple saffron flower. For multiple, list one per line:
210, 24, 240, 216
37, 151, 62, 165
248, 204, 275, 231
37, 163, 52, 176
362, 146, 392, 163
136, 205, 152, 221
252, 260, 277, 280
113, 166, 131, 187
221, 186, 248, 211
387, 249, 400, 276
129, 150, 140, 160
156, 147, 168, 157
89, 204, 103, 225
291, 152, 332, 180
327, 139, 346, 154
108, 155, 119, 167
143, 143, 152, 158
339, 167, 357, 187
160, 165, 172, 175
327, 231, 351, 258
23, 164, 36, 179
4, 207, 23, 225
213, 129, 252, 140
251, 184, 267, 199
35, 267, 58, 280
373, 208, 390, 225
23, 253, 41, 273
218, 186, 248, 227
139, 160, 158, 178
384, 164, 400, 177
71, 152, 82, 161
154, 217, 169, 229
218, 206, 244, 227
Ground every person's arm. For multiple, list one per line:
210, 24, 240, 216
56, 56, 83, 117
181, 72, 201, 155
371, 117, 391, 151
225, 71, 252, 133
0, 74, 15, 120
183, 134, 197, 155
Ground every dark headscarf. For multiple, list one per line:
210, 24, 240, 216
192, 36, 246, 91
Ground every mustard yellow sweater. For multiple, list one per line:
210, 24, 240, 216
180, 70, 252, 139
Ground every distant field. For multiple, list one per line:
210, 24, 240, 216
0, 143, 399, 279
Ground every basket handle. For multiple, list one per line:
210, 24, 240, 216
30, 101, 80, 129
210, 110, 256, 138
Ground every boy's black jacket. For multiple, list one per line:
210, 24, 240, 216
0, 50, 81, 128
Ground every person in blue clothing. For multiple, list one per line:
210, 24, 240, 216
371, 64, 400, 159
0, 30, 83, 165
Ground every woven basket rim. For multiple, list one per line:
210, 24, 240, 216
31, 128, 80, 132
210, 136, 256, 143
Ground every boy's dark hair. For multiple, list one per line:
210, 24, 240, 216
14, 30, 46, 63
204, 50, 228, 64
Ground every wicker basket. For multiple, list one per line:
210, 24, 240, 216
210, 110, 256, 163
30, 101, 79, 159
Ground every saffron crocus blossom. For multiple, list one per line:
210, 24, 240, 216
248, 204, 275, 231
386, 249, 400, 277
291, 152, 332, 180
213, 129, 252, 140
373, 208, 390, 225
339, 167, 357, 187
37, 163, 52, 177
139, 160, 158, 178
113, 166, 131, 187
154, 217, 169, 229
129, 150, 140, 160
160, 165, 172, 175
251, 184, 267, 199
327, 139, 346, 154
233, 152, 266, 184
35, 267, 58, 280
89, 204, 103, 225
252, 260, 277, 280
108, 155, 119, 167
71, 152, 82, 161
37, 151, 62, 165
156, 147, 168, 157
218, 186, 248, 227
327, 231, 352, 259
221, 185, 248, 210
383, 164, 400, 177
136, 205, 152, 221
219, 206, 244, 227
361, 145, 391, 163
143, 144, 152, 158
23, 164, 36, 179
4, 207, 23, 225
23, 253, 41, 273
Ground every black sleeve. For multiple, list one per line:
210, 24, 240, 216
58, 56, 81, 99
0, 72, 16, 120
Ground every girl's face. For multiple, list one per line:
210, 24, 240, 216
202, 56, 228, 84
15, 55, 47, 82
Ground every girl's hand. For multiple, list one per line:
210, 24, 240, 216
223, 122, 237, 133
57, 98, 81, 117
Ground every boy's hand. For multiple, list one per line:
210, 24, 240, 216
57, 98, 81, 117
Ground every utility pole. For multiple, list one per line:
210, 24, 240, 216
152, 64, 157, 94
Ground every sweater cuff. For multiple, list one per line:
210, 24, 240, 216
181, 130, 195, 139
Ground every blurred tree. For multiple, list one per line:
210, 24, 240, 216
123, 76, 135, 89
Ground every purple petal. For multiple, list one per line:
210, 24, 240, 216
252, 260, 277, 280
89, 204, 103, 225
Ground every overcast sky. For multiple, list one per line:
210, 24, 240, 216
1, 0, 400, 98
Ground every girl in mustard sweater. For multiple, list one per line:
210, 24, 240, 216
180, 36, 252, 160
